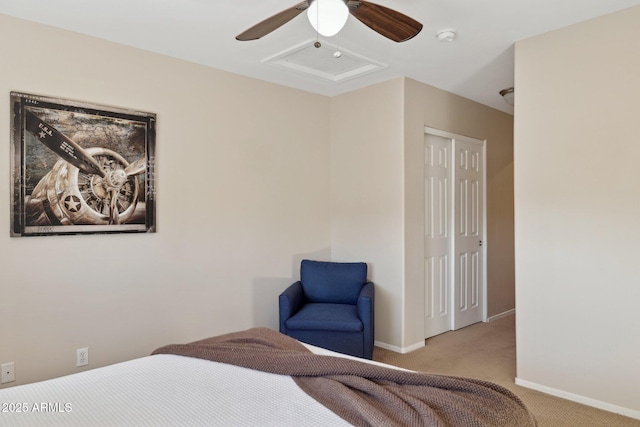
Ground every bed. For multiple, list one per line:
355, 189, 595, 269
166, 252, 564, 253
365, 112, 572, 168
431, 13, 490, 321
0, 328, 536, 426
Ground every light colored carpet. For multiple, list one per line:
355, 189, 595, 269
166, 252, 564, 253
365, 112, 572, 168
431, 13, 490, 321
373, 315, 640, 426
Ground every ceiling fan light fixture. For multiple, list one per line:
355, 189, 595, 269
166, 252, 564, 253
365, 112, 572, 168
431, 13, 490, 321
308, 0, 349, 37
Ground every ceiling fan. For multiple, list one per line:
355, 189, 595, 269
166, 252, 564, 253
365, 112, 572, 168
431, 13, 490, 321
236, 0, 423, 43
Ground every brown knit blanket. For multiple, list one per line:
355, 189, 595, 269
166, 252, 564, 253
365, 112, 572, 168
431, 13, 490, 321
152, 327, 536, 427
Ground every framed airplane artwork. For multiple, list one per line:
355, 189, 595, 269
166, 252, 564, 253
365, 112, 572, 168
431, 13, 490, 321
10, 92, 156, 237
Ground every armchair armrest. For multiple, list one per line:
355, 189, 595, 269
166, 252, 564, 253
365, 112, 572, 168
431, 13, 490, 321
357, 282, 375, 359
279, 281, 304, 333
357, 282, 374, 316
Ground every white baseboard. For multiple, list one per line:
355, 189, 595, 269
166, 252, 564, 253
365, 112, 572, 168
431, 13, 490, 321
515, 377, 640, 421
487, 308, 515, 322
377, 309, 515, 353
375, 340, 425, 354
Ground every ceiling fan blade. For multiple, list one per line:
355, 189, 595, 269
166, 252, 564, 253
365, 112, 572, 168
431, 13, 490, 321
236, 2, 310, 41
348, 0, 422, 42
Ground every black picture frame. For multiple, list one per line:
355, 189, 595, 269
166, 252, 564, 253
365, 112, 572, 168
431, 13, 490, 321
10, 91, 156, 237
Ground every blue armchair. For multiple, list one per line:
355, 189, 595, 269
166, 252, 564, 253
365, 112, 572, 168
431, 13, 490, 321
279, 259, 374, 359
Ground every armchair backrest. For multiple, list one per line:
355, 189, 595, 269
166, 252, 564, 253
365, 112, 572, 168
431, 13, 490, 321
300, 259, 367, 305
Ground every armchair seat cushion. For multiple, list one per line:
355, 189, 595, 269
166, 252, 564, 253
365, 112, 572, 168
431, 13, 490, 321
285, 303, 363, 333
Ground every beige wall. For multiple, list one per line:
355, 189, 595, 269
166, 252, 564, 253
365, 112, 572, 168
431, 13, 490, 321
330, 79, 406, 348
331, 77, 515, 350
515, 6, 640, 417
0, 14, 331, 386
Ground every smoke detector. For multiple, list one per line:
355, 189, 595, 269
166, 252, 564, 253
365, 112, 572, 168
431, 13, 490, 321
436, 29, 457, 42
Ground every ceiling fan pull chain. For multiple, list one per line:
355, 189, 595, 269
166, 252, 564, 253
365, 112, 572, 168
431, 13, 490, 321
334, 33, 342, 58
315, 0, 321, 48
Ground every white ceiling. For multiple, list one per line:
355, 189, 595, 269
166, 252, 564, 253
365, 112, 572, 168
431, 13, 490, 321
2, 0, 640, 114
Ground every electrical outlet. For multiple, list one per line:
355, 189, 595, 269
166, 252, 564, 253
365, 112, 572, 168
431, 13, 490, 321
76, 348, 89, 367
1, 362, 15, 384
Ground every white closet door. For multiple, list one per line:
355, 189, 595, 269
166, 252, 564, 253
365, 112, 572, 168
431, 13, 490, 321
424, 134, 452, 337
453, 137, 484, 330
424, 129, 485, 339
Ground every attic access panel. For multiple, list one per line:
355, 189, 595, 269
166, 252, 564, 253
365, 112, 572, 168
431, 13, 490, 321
263, 40, 388, 82
10, 92, 156, 237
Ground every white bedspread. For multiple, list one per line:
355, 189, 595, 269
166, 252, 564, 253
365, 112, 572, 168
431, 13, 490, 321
0, 349, 353, 426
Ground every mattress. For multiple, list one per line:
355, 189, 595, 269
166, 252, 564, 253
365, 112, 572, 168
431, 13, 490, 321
0, 344, 354, 426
